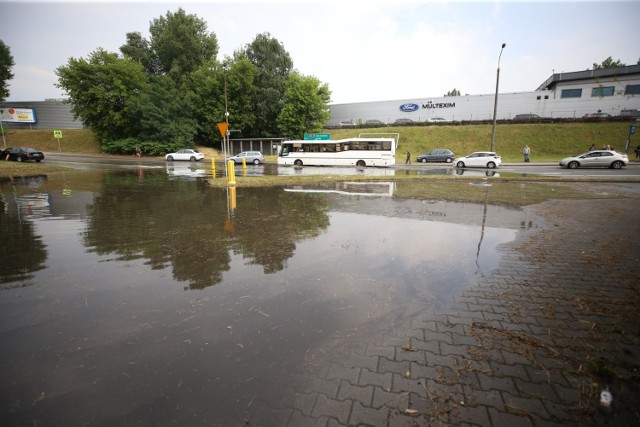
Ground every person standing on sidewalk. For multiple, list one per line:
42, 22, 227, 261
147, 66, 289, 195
523, 145, 531, 162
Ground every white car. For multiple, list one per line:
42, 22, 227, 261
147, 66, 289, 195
427, 117, 449, 122
559, 150, 628, 169
455, 152, 501, 169
165, 149, 205, 162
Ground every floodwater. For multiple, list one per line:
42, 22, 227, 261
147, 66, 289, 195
0, 167, 536, 426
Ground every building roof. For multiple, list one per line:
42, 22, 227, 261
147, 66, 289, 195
536, 64, 640, 91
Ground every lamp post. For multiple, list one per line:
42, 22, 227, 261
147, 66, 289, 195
490, 43, 506, 152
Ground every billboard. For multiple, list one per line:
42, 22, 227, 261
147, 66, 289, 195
0, 107, 37, 123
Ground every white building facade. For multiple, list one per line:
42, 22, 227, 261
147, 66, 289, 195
328, 65, 640, 126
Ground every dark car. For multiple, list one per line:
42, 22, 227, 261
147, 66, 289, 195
513, 113, 541, 121
393, 118, 415, 125
1, 147, 45, 162
416, 148, 455, 163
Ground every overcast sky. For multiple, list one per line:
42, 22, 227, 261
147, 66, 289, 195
1, 0, 639, 104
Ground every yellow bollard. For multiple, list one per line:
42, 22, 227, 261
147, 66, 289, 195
227, 160, 236, 185
211, 158, 216, 175
229, 186, 236, 209
242, 157, 247, 173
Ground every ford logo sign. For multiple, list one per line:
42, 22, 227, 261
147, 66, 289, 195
399, 103, 419, 112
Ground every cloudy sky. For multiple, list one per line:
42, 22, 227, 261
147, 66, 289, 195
1, 0, 639, 104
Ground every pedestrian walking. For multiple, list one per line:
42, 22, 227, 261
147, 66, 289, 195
635, 145, 640, 160
589, 144, 596, 151
523, 145, 531, 162
406, 151, 411, 164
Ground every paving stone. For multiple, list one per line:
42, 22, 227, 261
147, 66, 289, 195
337, 380, 374, 407
326, 362, 360, 384
377, 357, 411, 376
278, 387, 318, 416
365, 342, 395, 360
372, 386, 410, 409
348, 401, 390, 426
311, 394, 352, 425
487, 406, 536, 427
359, 368, 393, 390
306, 376, 342, 399
286, 410, 330, 427
461, 385, 505, 409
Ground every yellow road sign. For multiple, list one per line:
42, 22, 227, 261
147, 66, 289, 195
53, 130, 63, 138
217, 122, 228, 138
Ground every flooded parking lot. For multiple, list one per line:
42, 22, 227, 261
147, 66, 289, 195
1, 168, 542, 425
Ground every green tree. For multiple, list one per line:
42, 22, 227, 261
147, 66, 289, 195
592, 57, 625, 70
243, 33, 293, 137
149, 8, 219, 81
186, 56, 258, 146
277, 72, 331, 138
0, 40, 15, 101
120, 32, 158, 75
445, 88, 461, 97
129, 75, 197, 149
55, 49, 148, 142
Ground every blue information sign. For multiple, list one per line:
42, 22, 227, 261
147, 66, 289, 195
304, 133, 330, 140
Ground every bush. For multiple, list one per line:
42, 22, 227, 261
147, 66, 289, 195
101, 138, 194, 156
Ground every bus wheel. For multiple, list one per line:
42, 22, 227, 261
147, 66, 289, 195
356, 160, 366, 167
294, 159, 303, 166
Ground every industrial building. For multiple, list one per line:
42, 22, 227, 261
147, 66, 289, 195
2, 65, 639, 131
328, 65, 640, 126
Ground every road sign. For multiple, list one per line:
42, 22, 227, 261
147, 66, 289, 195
217, 122, 229, 138
304, 133, 330, 140
53, 130, 63, 138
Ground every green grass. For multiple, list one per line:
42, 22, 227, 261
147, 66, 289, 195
329, 122, 637, 162
1, 122, 637, 164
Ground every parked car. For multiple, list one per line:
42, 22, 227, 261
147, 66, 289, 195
454, 152, 501, 169
559, 150, 628, 169
1, 147, 44, 162
394, 118, 415, 125
338, 121, 356, 127
165, 149, 205, 162
364, 119, 385, 126
583, 112, 611, 119
513, 113, 541, 121
427, 117, 449, 122
416, 149, 455, 163
226, 151, 264, 165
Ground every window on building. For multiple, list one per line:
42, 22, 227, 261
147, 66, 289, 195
625, 84, 640, 95
561, 88, 582, 98
591, 86, 615, 97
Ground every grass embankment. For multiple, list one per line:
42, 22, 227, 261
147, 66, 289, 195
329, 122, 636, 162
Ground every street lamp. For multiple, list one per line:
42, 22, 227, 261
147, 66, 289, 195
490, 43, 506, 152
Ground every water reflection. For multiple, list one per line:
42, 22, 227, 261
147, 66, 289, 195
0, 169, 537, 425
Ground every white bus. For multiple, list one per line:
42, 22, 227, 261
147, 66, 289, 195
277, 134, 398, 167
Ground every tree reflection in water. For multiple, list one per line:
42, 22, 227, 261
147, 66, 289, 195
82, 171, 330, 289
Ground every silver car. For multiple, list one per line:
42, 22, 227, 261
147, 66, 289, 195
226, 151, 265, 165
559, 150, 628, 169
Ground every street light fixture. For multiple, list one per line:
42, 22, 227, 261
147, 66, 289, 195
490, 43, 506, 152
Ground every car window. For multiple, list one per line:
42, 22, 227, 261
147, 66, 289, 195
601, 152, 613, 157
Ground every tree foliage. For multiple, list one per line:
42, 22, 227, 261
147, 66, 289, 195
149, 8, 219, 81
57, 9, 330, 152
444, 88, 461, 97
243, 33, 294, 137
592, 57, 625, 70
278, 72, 331, 138
0, 40, 15, 102
55, 49, 148, 142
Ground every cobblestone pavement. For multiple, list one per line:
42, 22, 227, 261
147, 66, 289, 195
249, 188, 640, 426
